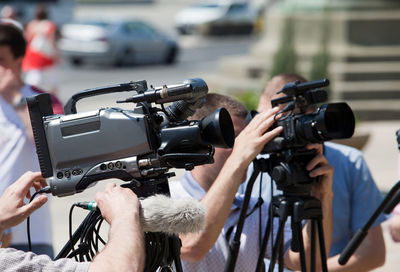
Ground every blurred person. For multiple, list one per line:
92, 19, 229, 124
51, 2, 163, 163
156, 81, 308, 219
22, 4, 59, 94
170, 93, 334, 271
245, 73, 387, 271
0, 171, 145, 272
0, 21, 63, 257
388, 129, 400, 242
1, 5, 18, 21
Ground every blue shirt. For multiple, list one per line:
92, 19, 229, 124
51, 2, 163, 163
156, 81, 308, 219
240, 142, 387, 258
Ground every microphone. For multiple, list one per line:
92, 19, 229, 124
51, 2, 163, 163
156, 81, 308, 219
117, 78, 208, 105
76, 194, 206, 235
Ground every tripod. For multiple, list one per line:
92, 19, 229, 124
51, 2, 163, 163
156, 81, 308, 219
55, 176, 184, 272
224, 158, 328, 272
256, 195, 328, 272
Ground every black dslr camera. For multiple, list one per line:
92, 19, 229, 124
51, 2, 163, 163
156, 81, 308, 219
262, 79, 355, 194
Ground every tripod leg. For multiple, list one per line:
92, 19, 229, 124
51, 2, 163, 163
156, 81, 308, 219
317, 219, 328, 272
278, 235, 284, 272
293, 220, 307, 272
310, 220, 316, 272
268, 201, 289, 272
293, 202, 307, 272
255, 206, 273, 272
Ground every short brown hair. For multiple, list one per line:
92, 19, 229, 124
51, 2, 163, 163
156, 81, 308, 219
35, 4, 48, 20
0, 23, 26, 58
261, 73, 307, 100
190, 93, 248, 120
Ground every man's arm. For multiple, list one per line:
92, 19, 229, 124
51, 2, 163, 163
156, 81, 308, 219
0, 172, 144, 271
0, 231, 11, 248
179, 108, 283, 262
89, 183, 145, 272
327, 225, 385, 271
0, 66, 34, 141
284, 144, 334, 271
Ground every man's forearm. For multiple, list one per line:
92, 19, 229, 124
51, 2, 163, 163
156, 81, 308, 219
0, 232, 11, 248
89, 217, 145, 272
180, 157, 247, 261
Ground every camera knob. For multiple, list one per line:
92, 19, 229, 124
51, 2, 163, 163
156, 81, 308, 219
272, 165, 287, 184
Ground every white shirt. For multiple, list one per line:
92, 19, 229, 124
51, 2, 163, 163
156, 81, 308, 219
0, 85, 53, 245
169, 172, 292, 272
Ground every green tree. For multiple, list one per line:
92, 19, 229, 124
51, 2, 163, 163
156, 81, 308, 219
309, 9, 331, 99
269, 16, 297, 78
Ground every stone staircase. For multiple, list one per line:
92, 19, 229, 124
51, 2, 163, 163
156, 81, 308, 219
202, 1, 400, 121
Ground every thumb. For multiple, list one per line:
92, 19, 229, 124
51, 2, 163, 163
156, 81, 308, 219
20, 195, 48, 218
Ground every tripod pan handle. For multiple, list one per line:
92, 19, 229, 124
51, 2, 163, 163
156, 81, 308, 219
338, 229, 367, 265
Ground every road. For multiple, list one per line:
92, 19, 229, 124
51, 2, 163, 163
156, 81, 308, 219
55, 35, 259, 104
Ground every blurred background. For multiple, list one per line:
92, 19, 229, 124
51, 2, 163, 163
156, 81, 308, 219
2, 0, 399, 270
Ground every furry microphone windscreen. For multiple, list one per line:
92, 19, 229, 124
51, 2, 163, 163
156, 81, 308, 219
139, 194, 206, 235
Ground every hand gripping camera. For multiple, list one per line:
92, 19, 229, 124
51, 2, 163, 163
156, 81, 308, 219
27, 78, 234, 197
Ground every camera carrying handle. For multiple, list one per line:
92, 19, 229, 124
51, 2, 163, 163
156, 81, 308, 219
64, 81, 147, 114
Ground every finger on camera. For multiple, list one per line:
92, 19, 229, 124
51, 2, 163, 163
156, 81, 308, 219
306, 143, 323, 153
256, 113, 281, 136
261, 126, 283, 143
306, 153, 325, 171
309, 165, 334, 178
251, 107, 279, 127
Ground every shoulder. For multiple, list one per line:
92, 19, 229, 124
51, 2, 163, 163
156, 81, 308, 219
169, 180, 188, 198
324, 142, 363, 163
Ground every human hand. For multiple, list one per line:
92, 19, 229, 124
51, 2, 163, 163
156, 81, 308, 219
229, 107, 283, 169
0, 172, 48, 235
306, 144, 334, 200
0, 66, 22, 105
95, 183, 140, 225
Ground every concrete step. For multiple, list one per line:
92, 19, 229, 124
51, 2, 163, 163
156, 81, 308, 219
344, 99, 400, 121
332, 80, 400, 100
330, 62, 400, 81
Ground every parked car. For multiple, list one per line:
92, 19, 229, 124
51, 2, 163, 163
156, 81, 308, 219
58, 19, 179, 66
174, 0, 258, 35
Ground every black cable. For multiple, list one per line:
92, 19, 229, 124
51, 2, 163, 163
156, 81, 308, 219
69, 204, 78, 261
70, 204, 171, 271
258, 172, 263, 252
27, 186, 51, 252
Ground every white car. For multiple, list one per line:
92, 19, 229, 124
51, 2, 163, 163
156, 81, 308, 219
174, 0, 258, 35
58, 20, 179, 66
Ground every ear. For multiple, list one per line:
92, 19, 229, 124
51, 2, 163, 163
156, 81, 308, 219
14, 56, 24, 74
15, 56, 23, 67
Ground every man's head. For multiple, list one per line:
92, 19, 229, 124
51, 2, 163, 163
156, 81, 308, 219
1, 6, 18, 20
35, 4, 49, 21
0, 22, 26, 75
258, 73, 307, 112
190, 93, 248, 189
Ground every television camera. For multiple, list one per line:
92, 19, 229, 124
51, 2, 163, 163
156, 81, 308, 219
27, 78, 234, 197
262, 78, 355, 194
27, 78, 234, 272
